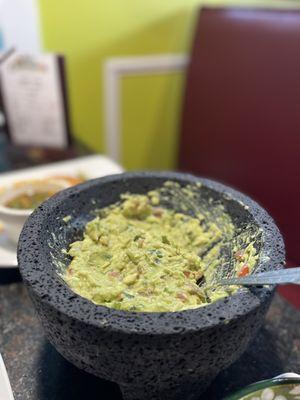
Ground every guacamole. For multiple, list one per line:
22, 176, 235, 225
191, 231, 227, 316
64, 185, 259, 312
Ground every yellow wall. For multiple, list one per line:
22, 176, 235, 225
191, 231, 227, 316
38, 0, 294, 170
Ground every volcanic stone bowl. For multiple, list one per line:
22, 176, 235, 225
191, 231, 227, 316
18, 172, 285, 400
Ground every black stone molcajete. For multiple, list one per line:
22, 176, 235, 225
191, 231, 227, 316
18, 172, 285, 400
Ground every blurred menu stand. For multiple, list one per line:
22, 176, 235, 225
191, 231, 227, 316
0, 49, 90, 172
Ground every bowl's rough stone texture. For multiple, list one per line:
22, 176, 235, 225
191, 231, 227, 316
18, 172, 285, 400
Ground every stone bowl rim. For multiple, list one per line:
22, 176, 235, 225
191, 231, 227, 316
17, 171, 285, 335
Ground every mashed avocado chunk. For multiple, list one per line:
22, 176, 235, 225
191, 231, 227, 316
64, 187, 259, 312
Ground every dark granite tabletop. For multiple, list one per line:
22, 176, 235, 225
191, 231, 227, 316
0, 269, 299, 400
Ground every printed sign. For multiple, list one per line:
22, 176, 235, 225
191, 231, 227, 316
0, 52, 70, 148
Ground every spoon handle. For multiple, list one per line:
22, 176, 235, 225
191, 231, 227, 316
220, 267, 300, 286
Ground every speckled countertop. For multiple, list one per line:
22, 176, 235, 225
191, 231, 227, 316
0, 269, 299, 400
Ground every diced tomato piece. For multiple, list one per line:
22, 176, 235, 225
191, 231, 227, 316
108, 271, 119, 278
176, 293, 188, 301
238, 264, 250, 277
183, 271, 191, 278
234, 250, 244, 261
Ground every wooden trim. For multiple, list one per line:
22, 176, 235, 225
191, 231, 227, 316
57, 55, 72, 147
103, 54, 189, 162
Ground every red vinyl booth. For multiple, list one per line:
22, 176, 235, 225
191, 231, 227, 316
179, 7, 300, 307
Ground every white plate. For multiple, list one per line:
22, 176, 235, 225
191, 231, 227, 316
0, 354, 14, 400
0, 224, 17, 268
0, 155, 123, 268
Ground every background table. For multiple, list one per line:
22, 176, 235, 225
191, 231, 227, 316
0, 269, 299, 400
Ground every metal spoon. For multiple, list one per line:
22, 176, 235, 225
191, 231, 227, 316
219, 267, 300, 286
